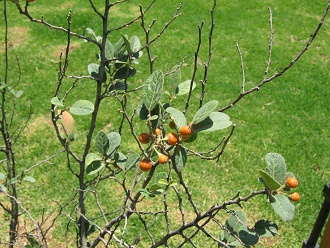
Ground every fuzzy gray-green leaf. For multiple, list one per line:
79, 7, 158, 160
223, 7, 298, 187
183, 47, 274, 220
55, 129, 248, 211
142, 70, 164, 110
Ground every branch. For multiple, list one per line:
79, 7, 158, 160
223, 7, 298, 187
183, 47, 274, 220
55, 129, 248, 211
218, 1, 330, 112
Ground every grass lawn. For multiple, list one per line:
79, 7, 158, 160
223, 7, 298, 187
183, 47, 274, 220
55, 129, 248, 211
1, 0, 329, 247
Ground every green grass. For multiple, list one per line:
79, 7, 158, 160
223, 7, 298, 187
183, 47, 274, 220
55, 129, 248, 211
1, 0, 330, 247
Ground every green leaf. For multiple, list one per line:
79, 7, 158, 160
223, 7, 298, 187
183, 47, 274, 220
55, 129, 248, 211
51, 97, 64, 107
175, 80, 196, 96
153, 172, 167, 183
86, 160, 104, 176
142, 70, 164, 110
265, 153, 287, 185
130, 35, 141, 53
192, 100, 218, 125
147, 115, 158, 121
158, 179, 168, 186
168, 180, 177, 187
87, 63, 106, 82
258, 169, 281, 190
9, 87, 23, 98
149, 183, 164, 192
107, 132, 121, 156
124, 154, 140, 171
121, 34, 132, 54
175, 146, 187, 171
114, 152, 127, 170
239, 227, 259, 246
10, 178, 19, 184
70, 100, 94, 115
170, 65, 181, 90
270, 194, 295, 222
253, 220, 278, 237
88, 63, 100, 78
105, 39, 115, 60
85, 28, 97, 39
95, 131, 109, 156
0, 184, 7, 193
85, 153, 102, 165
0, 172, 5, 180
223, 210, 247, 243
114, 66, 136, 80
166, 107, 187, 130
114, 36, 127, 58
192, 112, 232, 133
23, 176, 36, 183
139, 188, 155, 198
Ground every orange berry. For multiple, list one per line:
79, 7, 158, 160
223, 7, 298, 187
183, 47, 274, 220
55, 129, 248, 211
289, 192, 300, 202
179, 125, 192, 138
139, 132, 150, 144
169, 121, 176, 129
286, 177, 298, 188
29, 0, 35, 2
139, 159, 152, 172
158, 154, 169, 164
165, 132, 178, 146
114, 164, 120, 169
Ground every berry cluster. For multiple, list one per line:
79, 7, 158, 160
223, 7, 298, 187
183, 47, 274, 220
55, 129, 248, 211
138, 121, 194, 172
285, 177, 300, 202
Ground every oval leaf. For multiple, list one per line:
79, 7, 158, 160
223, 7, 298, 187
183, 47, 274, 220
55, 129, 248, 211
192, 112, 232, 133
23, 176, 36, 183
96, 131, 110, 156
258, 169, 281, 191
166, 107, 187, 130
270, 194, 295, 222
142, 70, 164, 110
85, 153, 102, 166
0, 172, 5, 180
175, 146, 187, 171
175, 80, 196, 96
51, 97, 64, 107
192, 100, 218, 124
86, 161, 104, 176
265, 153, 287, 185
124, 154, 140, 171
0, 184, 7, 193
253, 219, 278, 237
107, 132, 121, 156
70, 100, 94, 115
130, 35, 141, 53
170, 65, 181, 90
114, 152, 127, 170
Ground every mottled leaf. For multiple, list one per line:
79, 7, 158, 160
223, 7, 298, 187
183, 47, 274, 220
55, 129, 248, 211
142, 70, 164, 110
265, 153, 287, 185
95, 131, 109, 156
